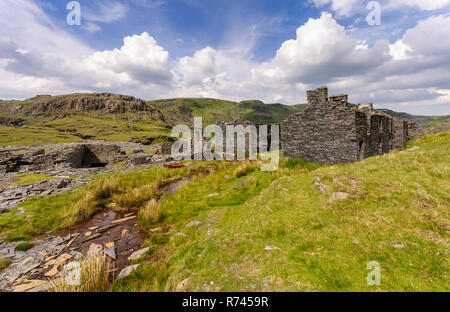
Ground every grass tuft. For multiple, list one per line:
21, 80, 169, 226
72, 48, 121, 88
14, 242, 34, 251
51, 249, 115, 292
138, 199, 165, 226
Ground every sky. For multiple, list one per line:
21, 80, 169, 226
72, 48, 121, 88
0, 0, 450, 115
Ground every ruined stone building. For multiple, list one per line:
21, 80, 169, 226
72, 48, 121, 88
280, 86, 423, 164
197, 86, 423, 164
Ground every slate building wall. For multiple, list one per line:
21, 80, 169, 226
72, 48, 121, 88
279, 86, 422, 164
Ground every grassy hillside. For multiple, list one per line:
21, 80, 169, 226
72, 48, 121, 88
0, 112, 171, 146
1, 132, 448, 291
117, 132, 450, 292
0, 92, 447, 146
380, 109, 449, 128
147, 98, 306, 125
0, 95, 305, 146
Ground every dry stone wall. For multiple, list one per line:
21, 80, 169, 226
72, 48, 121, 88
280, 86, 423, 164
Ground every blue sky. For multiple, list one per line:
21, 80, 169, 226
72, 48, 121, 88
1, 0, 450, 115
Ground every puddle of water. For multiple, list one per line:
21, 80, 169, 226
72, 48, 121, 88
164, 178, 191, 195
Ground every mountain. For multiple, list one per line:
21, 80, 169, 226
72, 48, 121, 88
147, 98, 306, 125
0, 93, 447, 146
377, 109, 449, 128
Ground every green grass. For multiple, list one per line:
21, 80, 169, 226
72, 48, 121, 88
0, 259, 11, 271
0, 111, 171, 147
116, 132, 450, 292
7, 173, 57, 187
148, 98, 306, 125
0, 126, 83, 146
0, 161, 231, 242
14, 242, 34, 251
2, 93, 446, 147
0, 96, 305, 146
1, 130, 448, 291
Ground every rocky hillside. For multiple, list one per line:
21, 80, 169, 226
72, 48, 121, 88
147, 98, 306, 125
1, 94, 147, 114
0, 132, 448, 291
426, 117, 450, 134
0, 92, 448, 146
378, 109, 449, 128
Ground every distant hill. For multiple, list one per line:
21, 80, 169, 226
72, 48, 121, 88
426, 117, 450, 134
147, 98, 306, 125
377, 109, 449, 128
0, 92, 447, 146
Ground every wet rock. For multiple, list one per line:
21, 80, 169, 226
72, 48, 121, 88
165, 178, 190, 194
104, 247, 116, 260
12, 280, 48, 292
118, 264, 140, 279
27, 280, 54, 292
128, 247, 149, 261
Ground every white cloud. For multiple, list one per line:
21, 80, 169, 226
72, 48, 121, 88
177, 47, 217, 87
82, 23, 102, 33
81, 32, 173, 87
84, 1, 128, 23
267, 12, 390, 84
309, 0, 361, 16
389, 40, 411, 60
0, 0, 449, 115
386, 0, 450, 11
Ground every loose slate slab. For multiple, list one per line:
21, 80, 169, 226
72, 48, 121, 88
111, 216, 136, 224
118, 264, 140, 279
13, 280, 48, 292
128, 247, 149, 261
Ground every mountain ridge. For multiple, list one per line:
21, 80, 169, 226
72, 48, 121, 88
0, 93, 448, 146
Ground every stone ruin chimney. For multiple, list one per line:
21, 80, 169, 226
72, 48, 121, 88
358, 103, 374, 111
306, 86, 328, 105
306, 86, 349, 109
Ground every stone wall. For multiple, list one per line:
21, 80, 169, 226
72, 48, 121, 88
407, 121, 425, 141
280, 86, 423, 164
281, 86, 365, 163
0, 143, 126, 174
392, 118, 408, 149
82, 144, 122, 166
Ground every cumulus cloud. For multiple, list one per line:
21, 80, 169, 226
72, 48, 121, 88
176, 47, 217, 87
386, 0, 450, 11
268, 12, 390, 84
83, 32, 173, 86
309, 0, 361, 16
0, 0, 449, 115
